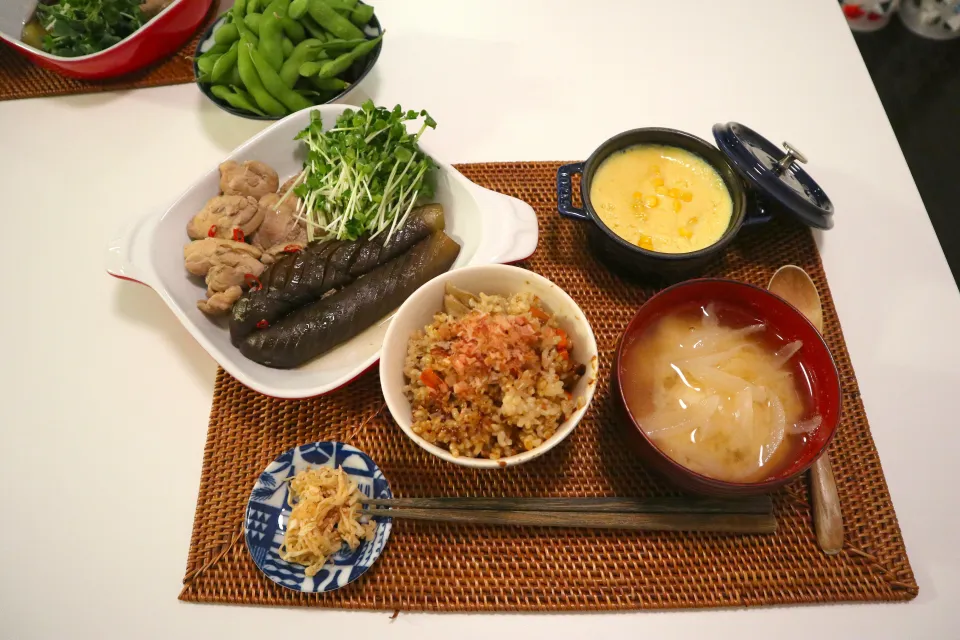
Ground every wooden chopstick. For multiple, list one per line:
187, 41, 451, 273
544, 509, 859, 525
360, 507, 777, 534
362, 495, 772, 515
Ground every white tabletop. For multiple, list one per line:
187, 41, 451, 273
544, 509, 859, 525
2, 0, 958, 638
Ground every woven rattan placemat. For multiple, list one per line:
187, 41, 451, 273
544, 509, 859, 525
179, 161, 917, 610
0, 5, 215, 102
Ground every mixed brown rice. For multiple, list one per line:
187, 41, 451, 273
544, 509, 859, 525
403, 290, 585, 459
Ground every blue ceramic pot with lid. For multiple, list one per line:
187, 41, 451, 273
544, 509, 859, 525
555, 123, 834, 281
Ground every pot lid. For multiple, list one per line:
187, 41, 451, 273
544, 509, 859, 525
712, 122, 834, 229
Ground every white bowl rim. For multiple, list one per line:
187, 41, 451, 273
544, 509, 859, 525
0, 0, 186, 62
379, 263, 600, 469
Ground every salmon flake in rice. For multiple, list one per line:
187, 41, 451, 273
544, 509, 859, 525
403, 290, 585, 460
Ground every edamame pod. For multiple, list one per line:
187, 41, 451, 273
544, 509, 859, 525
235, 10, 260, 45
349, 3, 374, 27
309, 76, 349, 91
228, 65, 243, 87
237, 38, 287, 116
324, 0, 357, 10
198, 42, 231, 58
247, 0, 261, 14
211, 41, 239, 83
316, 33, 381, 78
232, 87, 268, 116
244, 12, 262, 34
306, 0, 364, 40
211, 85, 267, 116
317, 37, 367, 52
280, 39, 325, 88
282, 37, 294, 57
214, 22, 239, 45
298, 60, 324, 76
288, 0, 309, 20
249, 44, 314, 112
300, 15, 328, 41
196, 52, 222, 78
281, 17, 306, 43
307, 77, 339, 99
259, 0, 287, 71
233, 0, 247, 21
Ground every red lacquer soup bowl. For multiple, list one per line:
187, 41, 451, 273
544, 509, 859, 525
612, 278, 842, 496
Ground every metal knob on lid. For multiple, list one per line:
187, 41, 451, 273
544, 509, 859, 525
712, 122, 834, 230
774, 141, 808, 174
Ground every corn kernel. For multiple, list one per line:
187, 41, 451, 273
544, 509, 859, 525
681, 191, 693, 202
688, 216, 699, 226
652, 176, 664, 187
672, 199, 682, 212
644, 195, 659, 208
678, 227, 693, 239
667, 188, 681, 199
632, 191, 643, 200
655, 185, 667, 196
638, 234, 655, 250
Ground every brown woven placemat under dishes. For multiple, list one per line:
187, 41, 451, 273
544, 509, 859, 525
179, 161, 917, 611
0, 4, 216, 102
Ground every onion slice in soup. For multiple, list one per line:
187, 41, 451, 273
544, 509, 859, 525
788, 415, 822, 435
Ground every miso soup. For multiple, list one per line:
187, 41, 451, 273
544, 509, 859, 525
619, 301, 821, 483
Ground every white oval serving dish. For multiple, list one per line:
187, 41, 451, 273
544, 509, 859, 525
105, 105, 539, 399
379, 264, 599, 469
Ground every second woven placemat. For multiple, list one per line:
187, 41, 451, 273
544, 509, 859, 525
179, 161, 917, 611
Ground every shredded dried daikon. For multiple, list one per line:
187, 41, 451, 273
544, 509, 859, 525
279, 467, 376, 577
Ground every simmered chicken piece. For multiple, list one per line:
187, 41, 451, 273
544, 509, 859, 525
184, 238, 262, 277
197, 286, 243, 316
219, 160, 279, 200
252, 193, 307, 251
205, 250, 265, 295
187, 195, 264, 241
279, 174, 302, 195
186, 239, 266, 316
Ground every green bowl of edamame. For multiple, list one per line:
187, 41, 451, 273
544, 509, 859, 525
194, 0, 383, 120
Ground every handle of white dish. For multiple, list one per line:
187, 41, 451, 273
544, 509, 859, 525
105, 211, 160, 288
475, 187, 540, 264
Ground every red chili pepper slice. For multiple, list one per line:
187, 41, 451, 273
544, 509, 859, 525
232, 228, 245, 243
256, 319, 269, 329
244, 273, 262, 291
283, 244, 302, 253
207, 225, 217, 238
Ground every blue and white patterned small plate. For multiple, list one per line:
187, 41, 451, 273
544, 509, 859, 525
244, 441, 392, 593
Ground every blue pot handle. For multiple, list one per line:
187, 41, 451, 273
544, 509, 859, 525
557, 162, 589, 221
743, 190, 774, 226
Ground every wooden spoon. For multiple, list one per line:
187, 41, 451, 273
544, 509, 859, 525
768, 265, 843, 555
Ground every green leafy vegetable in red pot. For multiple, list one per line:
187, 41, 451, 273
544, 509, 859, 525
25, 0, 156, 57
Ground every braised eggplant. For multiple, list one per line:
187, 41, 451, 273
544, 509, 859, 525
240, 231, 461, 369
230, 204, 445, 343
